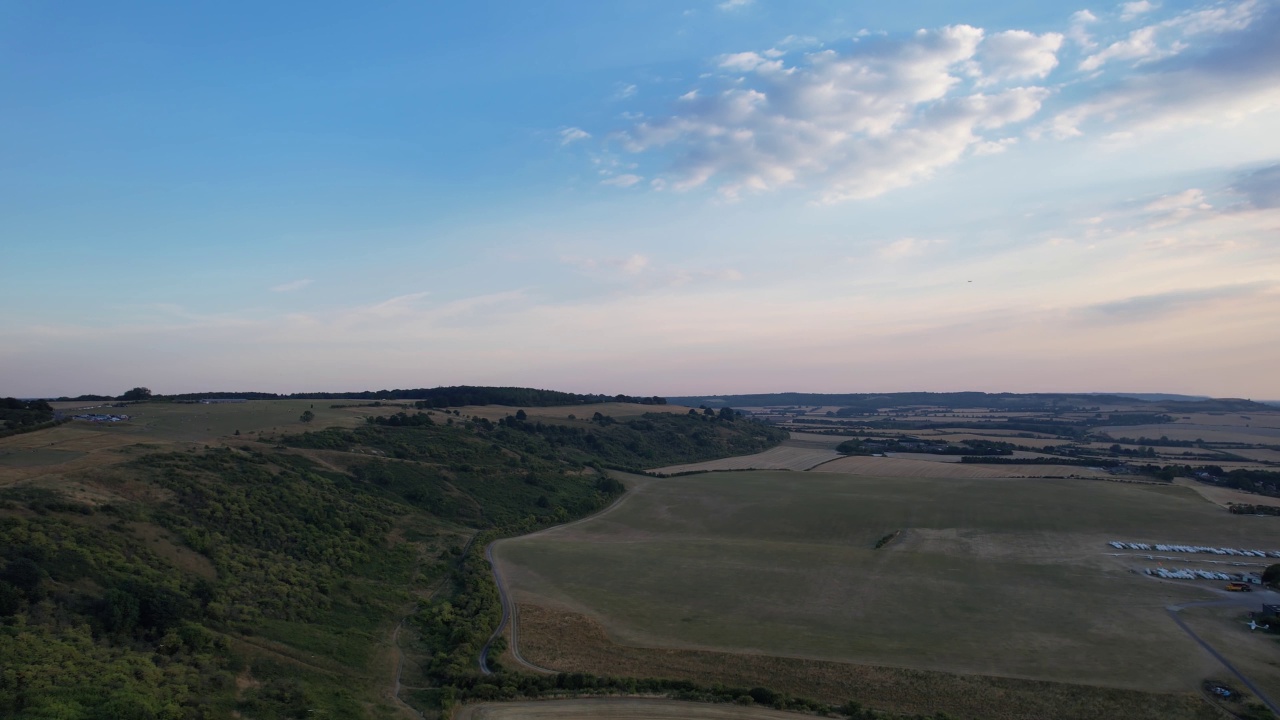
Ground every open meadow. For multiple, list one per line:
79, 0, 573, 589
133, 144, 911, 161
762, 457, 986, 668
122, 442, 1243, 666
493, 468, 1280, 714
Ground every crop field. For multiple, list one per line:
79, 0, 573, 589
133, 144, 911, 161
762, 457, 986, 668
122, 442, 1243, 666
1228, 448, 1280, 463
1172, 478, 1280, 508
923, 432, 1079, 445
651, 445, 840, 474
781, 431, 853, 447
1099, 422, 1280, 444
807, 455, 1093, 478
454, 698, 823, 720
493, 469, 1280, 701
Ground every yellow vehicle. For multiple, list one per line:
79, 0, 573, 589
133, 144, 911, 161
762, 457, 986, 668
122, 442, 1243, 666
1226, 582, 1253, 592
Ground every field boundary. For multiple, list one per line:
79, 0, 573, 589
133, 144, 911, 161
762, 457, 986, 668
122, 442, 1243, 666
480, 473, 650, 675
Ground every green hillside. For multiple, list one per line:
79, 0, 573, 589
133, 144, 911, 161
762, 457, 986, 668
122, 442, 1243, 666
0, 398, 783, 719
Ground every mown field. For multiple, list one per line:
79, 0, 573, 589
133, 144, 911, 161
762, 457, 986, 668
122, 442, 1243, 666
493, 470, 1280, 701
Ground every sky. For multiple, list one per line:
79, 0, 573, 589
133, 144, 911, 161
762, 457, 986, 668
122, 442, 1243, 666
2, 0, 1279, 399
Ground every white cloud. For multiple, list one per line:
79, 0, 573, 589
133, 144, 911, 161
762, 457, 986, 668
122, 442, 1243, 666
1120, 1, 1158, 22
622, 254, 650, 275
560, 127, 591, 146
717, 0, 752, 10
1079, 25, 1168, 71
1081, 0, 1261, 71
878, 238, 944, 260
614, 83, 638, 100
1068, 9, 1100, 48
1051, 2, 1280, 137
1144, 188, 1210, 213
979, 30, 1064, 83
601, 173, 643, 187
270, 279, 312, 293
618, 24, 1057, 203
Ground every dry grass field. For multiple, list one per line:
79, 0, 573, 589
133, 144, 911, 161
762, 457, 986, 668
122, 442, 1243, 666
1099, 422, 1280, 444
780, 432, 853, 447
454, 698, 824, 720
493, 469, 1280, 706
807, 455, 1115, 478
0, 400, 373, 492
1172, 477, 1280, 508
512, 605, 1217, 720
1228, 448, 1280, 463
882, 450, 1068, 464
923, 432, 1079, 445
651, 445, 840, 474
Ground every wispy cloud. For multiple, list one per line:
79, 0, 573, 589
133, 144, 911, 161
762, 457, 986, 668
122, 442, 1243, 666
878, 238, 945, 260
1120, 1, 1160, 22
271, 279, 312, 293
559, 127, 591, 146
601, 173, 643, 187
1233, 164, 1280, 208
1082, 282, 1274, 322
1051, 2, 1278, 138
717, 0, 752, 10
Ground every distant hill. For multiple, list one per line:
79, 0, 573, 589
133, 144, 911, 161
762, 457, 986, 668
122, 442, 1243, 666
665, 391, 1275, 413
56, 385, 667, 407
1101, 393, 1211, 403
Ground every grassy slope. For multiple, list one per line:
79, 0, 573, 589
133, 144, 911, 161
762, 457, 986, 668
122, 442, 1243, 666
0, 401, 785, 719
495, 471, 1280, 692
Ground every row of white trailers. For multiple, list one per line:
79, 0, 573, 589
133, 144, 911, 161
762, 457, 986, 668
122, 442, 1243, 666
1144, 567, 1248, 581
1110, 541, 1280, 558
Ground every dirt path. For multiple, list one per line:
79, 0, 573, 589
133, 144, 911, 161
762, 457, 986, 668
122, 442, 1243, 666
480, 476, 651, 675
388, 616, 423, 718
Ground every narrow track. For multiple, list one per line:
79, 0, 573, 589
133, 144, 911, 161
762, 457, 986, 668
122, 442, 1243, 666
479, 479, 647, 675
1165, 591, 1280, 717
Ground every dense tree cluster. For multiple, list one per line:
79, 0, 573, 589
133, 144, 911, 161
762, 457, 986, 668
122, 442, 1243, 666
0, 397, 54, 433
0, 394, 791, 718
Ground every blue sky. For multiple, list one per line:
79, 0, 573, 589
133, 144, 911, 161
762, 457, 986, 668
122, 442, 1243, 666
3, 0, 1279, 398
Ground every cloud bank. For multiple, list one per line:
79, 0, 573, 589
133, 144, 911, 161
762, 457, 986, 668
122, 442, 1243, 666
591, 0, 1275, 203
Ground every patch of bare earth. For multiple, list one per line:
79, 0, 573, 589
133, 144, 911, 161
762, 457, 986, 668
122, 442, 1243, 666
513, 604, 1217, 720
